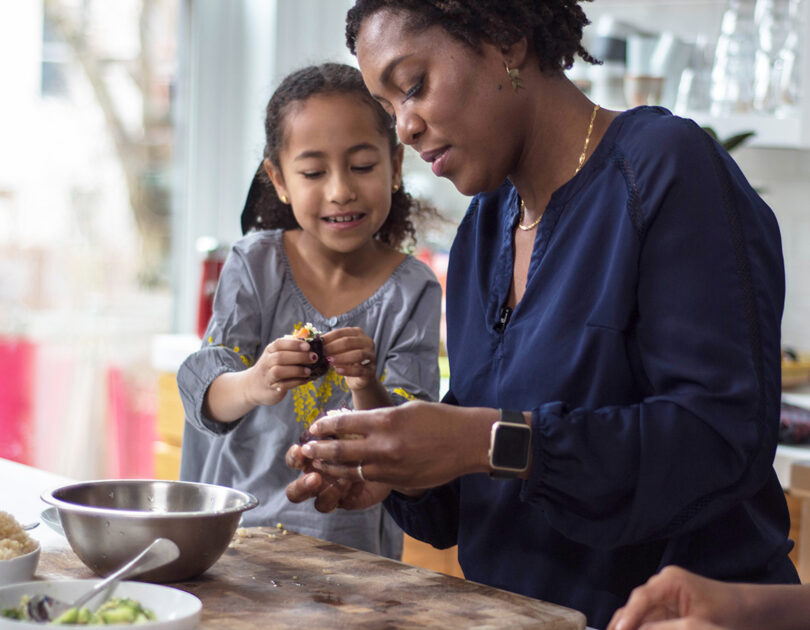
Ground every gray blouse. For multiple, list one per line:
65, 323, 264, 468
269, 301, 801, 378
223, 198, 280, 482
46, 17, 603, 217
177, 229, 441, 559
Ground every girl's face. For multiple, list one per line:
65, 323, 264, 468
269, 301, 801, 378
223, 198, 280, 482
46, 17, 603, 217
267, 92, 402, 255
355, 9, 522, 197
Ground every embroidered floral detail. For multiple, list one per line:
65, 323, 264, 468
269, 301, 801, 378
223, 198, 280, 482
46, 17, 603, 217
207, 338, 255, 367
381, 370, 418, 402
391, 387, 417, 401
293, 369, 349, 428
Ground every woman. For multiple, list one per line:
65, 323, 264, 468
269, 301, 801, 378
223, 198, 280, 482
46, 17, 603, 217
286, 2, 798, 627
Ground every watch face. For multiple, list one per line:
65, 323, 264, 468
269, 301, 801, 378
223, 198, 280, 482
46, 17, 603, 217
492, 423, 530, 469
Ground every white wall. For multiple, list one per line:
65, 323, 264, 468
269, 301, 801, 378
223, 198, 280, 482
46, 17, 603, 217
736, 148, 810, 351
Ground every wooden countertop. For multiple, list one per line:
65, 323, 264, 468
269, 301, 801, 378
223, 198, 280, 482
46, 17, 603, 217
38, 527, 586, 629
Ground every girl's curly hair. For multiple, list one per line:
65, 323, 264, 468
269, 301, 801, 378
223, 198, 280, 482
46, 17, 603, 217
345, 0, 599, 73
241, 62, 434, 250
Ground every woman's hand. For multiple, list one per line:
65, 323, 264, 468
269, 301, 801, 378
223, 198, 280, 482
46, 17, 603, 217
617, 621, 726, 630
322, 327, 377, 391
285, 443, 392, 512
607, 566, 742, 630
293, 401, 494, 489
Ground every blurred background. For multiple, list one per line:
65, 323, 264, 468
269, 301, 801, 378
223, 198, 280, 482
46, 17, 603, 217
1, 0, 808, 483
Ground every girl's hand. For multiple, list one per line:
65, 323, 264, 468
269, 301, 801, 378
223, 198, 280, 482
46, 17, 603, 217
293, 401, 490, 490
244, 337, 318, 406
321, 327, 377, 392
607, 566, 743, 630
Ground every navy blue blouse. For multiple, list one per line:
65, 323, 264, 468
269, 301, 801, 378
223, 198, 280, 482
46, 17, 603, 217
385, 107, 798, 629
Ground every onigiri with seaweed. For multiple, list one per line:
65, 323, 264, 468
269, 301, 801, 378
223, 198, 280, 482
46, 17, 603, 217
287, 322, 329, 380
298, 409, 361, 445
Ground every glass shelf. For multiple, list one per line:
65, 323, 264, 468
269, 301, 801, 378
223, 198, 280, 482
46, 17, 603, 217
585, 0, 810, 149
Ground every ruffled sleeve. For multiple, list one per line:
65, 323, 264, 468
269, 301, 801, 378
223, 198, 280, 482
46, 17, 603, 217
177, 244, 264, 435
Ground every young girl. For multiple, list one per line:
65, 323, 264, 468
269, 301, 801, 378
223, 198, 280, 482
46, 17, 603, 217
177, 63, 441, 560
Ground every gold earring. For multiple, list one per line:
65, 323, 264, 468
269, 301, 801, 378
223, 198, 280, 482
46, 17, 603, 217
280, 195, 288, 204
505, 64, 523, 91
392, 183, 400, 193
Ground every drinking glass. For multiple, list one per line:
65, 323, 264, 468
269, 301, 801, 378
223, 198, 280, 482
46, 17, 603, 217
676, 35, 715, 113
775, 0, 805, 114
711, 0, 758, 114
624, 35, 666, 107
754, 0, 792, 111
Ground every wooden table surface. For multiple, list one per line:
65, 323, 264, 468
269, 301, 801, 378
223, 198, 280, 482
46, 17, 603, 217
38, 526, 586, 629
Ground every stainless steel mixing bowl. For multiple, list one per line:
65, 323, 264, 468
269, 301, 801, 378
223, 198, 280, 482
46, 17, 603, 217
41, 479, 258, 583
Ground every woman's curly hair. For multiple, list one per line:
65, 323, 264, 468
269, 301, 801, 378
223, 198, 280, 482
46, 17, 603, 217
241, 62, 434, 250
346, 0, 599, 73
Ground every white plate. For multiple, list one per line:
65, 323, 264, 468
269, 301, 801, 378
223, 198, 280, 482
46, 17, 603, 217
0, 547, 40, 587
39, 508, 63, 537
0, 580, 201, 629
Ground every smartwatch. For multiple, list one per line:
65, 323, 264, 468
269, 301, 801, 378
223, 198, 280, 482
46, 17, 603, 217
488, 409, 532, 479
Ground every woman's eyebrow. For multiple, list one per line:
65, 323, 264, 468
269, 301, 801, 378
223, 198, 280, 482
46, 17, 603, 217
380, 54, 413, 85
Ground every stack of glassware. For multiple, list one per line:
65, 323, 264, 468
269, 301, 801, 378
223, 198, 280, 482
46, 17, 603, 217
711, 0, 804, 115
711, 0, 758, 114
754, 0, 804, 114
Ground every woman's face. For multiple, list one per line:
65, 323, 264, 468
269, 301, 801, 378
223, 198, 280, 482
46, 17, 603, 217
355, 10, 521, 197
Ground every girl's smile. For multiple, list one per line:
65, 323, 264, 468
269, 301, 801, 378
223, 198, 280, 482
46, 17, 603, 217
322, 212, 367, 227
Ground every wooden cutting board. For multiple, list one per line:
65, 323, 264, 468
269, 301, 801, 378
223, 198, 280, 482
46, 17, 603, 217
38, 527, 586, 629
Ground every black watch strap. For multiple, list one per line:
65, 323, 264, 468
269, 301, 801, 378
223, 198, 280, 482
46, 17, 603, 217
488, 409, 531, 479
499, 409, 526, 425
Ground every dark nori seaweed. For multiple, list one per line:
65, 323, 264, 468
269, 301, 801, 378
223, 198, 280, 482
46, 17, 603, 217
297, 409, 354, 445
307, 335, 330, 379
298, 428, 336, 445
298, 428, 315, 445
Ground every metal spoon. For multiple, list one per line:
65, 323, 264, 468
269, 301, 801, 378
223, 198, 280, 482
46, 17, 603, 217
21, 521, 39, 531
26, 537, 180, 623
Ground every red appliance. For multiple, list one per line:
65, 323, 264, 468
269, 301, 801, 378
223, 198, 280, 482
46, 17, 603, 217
196, 240, 228, 338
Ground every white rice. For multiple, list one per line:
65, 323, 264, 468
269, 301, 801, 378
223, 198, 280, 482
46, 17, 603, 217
0, 511, 37, 560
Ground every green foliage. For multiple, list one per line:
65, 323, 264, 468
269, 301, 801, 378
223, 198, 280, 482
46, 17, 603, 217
702, 127, 763, 193
702, 127, 757, 152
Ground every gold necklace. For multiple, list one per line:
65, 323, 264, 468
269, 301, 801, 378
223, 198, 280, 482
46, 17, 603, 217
575, 103, 600, 175
517, 103, 600, 232
517, 199, 541, 231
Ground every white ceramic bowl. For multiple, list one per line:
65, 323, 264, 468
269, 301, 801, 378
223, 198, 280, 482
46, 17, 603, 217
0, 579, 201, 629
0, 546, 40, 587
